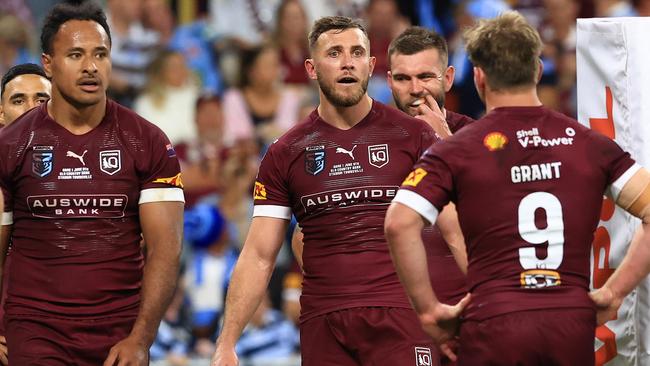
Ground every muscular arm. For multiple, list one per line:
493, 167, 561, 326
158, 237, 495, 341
385, 202, 438, 314
212, 216, 289, 365
104, 201, 184, 365
592, 168, 650, 324
291, 225, 304, 270
436, 203, 468, 274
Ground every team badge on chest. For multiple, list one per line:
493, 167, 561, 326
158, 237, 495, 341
368, 144, 389, 168
305, 145, 326, 176
32, 146, 54, 178
100, 150, 122, 175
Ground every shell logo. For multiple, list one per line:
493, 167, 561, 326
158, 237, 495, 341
483, 132, 508, 151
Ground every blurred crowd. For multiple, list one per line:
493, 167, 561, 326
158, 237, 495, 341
1, 0, 646, 364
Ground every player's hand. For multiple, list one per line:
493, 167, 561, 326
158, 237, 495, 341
415, 94, 452, 139
0, 335, 8, 366
210, 343, 239, 366
419, 293, 471, 361
103, 336, 149, 366
590, 286, 622, 325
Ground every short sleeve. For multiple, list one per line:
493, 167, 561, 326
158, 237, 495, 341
393, 144, 455, 225
138, 126, 185, 204
588, 131, 637, 200
252, 141, 291, 220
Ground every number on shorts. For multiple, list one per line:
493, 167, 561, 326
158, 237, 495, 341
518, 192, 564, 270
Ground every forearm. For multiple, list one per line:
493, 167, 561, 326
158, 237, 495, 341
130, 242, 181, 346
437, 204, 468, 274
385, 204, 439, 315
604, 222, 650, 299
217, 246, 276, 346
133, 201, 184, 346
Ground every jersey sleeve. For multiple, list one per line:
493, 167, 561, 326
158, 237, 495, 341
252, 140, 291, 220
138, 126, 185, 204
393, 143, 455, 225
589, 131, 638, 201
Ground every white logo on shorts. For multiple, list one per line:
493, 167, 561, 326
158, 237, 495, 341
415, 347, 432, 366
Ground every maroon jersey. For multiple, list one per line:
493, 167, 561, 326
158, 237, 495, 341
254, 101, 437, 322
446, 110, 475, 134
396, 106, 637, 321
0, 100, 184, 319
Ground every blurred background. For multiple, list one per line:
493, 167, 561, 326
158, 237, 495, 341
0, 0, 642, 364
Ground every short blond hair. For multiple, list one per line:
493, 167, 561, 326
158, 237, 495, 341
464, 11, 542, 91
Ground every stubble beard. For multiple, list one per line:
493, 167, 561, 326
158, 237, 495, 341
317, 71, 370, 107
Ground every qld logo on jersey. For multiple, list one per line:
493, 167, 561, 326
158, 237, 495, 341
368, 144, 389, 168
100, 150, 121, 175
414, 347, 432, 366
305, 145, 326, 176
27, 194, 128, 218
32, 146, 54, 178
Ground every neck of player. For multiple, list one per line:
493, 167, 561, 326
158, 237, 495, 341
47, 88, 106, 135
484, 86, 542, 112
318, 94, 373, 130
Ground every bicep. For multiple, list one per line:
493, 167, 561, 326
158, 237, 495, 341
241, 216, 290, 264
139, 201, 184, 249
615, 167, 650, 222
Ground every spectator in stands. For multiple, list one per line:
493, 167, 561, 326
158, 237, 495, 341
0, 15, 38, 77
106, 0, 161, 106
365, 0, 409, 103
183, 203, 239, 358
222, 44, 302, 150
134, 50, 199, 145
236, 293, 300, 365
273, 0, 311, 86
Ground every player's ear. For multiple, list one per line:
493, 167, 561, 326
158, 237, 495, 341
42, 53, 53, 79
305, 58, 317, 81
386, 71, 393, 89
444, 65, 455, 92
536, 57, 544, 84
368, 56, 376, 77
0, 104, 5, 125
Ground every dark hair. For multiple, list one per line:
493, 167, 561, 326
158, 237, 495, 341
308, 16, 368, 51
388, 26, 449, 68
238, 44, 275, 88
41, 0, 112, 54
1, 63, 48, 98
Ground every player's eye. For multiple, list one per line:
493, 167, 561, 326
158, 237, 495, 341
36, 98, 49, 105
328, 50, 339, 57
353, 49, 364, 57
69, 53, 82, 59
11, 99, 25, 105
